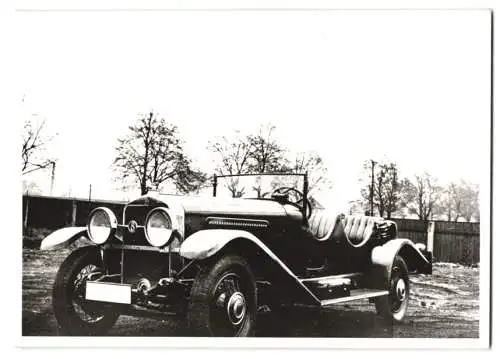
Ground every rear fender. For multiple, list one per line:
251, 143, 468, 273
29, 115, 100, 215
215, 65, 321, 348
180, 229, 320, 305
40, 227, 91, 250
370, 238, 432, 288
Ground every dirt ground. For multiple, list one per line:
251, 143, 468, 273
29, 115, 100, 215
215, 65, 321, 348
22, 245, 480, 338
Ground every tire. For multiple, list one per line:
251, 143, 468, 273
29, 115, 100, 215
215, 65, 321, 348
375, 255, 410, 324
187, 255, 257, 337
52, 246, 120, 335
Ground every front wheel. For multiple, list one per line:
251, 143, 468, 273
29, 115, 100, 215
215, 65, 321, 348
187, 255, 257, 336
52, 246, 120, 335
375, 255, 410, 323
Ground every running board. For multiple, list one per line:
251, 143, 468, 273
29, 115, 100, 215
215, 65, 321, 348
320, 289, 388, 307
300, 272, 363, 283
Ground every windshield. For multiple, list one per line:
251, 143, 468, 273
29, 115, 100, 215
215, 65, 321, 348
213, 173, 324, 210
214, 173, 305, 199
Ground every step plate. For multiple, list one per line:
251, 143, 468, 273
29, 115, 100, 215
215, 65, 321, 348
300, 272, 363, 283
321, 289, 388, 307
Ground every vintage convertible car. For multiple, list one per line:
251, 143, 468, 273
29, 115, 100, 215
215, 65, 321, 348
40, 173, 432, 336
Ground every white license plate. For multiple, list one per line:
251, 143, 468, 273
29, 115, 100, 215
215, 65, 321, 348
85, 281, 132, 304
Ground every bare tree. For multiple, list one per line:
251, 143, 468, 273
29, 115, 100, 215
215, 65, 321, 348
289, 151, 331, 194
209, 125, 331, 201
461, 182, 480, 222
247, 124, 289, 197
395, 178, 413, 218
114, 112, 206, 195
382, 163, 400, 219
269, 151, 332, 206
209, 132, 252, 197
22, 116, 55, 175
439, 182, 459, 221
247, 124, 288, 172
360, 160, 401, 219
439, 180, 479, 222
401, 172, 441, 221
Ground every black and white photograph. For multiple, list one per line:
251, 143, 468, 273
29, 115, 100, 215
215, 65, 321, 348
14, 1, 492, 349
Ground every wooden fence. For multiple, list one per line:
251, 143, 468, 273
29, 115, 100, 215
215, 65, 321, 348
22, 194, 125, 230
22, 195, 481, 264
393, 218, 480, 265
432, 221, 480, 264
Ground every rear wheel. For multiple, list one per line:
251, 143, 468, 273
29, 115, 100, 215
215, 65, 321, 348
187, 255, 257, 336
375, 255, 410, 323
52, 247, 120, 335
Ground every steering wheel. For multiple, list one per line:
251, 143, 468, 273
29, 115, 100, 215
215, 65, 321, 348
270, 187, 313, 219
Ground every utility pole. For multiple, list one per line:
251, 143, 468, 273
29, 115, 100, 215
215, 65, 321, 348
212, 174, 217, 197
50, 161, 56, 196
370, 159, 376, 216
89, 184, 92, 202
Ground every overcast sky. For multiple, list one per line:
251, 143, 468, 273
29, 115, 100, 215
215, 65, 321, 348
18, 10, 491, 209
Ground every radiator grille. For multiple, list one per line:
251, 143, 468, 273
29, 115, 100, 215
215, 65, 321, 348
122, 205, 156, 246
123, 204, 156, 226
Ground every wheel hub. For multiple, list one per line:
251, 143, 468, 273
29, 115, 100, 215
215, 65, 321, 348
396, 278, 406, 301
226, 292, 246, 326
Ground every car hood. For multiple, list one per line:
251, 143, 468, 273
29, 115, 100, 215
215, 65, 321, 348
124, 193, 306, 240
127, 193, 295, 218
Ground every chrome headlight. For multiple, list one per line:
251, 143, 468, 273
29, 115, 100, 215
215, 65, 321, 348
87, 207, 118, 244
144, 207, 181, 247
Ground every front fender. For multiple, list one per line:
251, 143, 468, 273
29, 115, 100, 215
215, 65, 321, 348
181, 229, 283, 266
40, 227, 90, 250
371, 238, 432, 287
180, 229, 320, 305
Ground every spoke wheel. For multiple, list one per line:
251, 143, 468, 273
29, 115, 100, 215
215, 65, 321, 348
71, 264, 105, 323
375, 255, 410, 324
53, 247, 120, 335
188, 255, 257, 337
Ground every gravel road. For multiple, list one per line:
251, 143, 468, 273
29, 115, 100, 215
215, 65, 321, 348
22, 246, 479, 338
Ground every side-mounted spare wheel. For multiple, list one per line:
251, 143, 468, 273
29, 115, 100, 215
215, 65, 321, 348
187, 255, 257, 336
52, 246, 120, 335
375, 255, 410, 323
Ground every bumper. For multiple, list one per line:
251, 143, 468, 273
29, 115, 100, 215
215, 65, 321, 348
84, 276, 189, 317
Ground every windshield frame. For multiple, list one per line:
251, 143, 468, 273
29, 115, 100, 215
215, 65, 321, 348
212, 172, 309, 220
